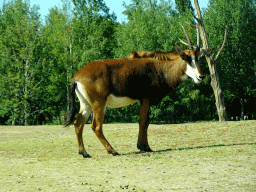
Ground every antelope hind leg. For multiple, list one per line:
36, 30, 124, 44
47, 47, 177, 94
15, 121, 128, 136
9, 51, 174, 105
74, 112, 92, 158
91, 102, 120, 156
74, 82, 93, 158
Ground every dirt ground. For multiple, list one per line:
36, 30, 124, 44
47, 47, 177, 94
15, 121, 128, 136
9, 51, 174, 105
0, 121, 256, 191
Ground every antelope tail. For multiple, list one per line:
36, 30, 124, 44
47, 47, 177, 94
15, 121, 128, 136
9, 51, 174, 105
64, 81, 77, 127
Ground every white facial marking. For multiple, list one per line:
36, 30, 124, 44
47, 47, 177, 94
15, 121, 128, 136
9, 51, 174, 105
185, 56, 201, 84
106, 94, 139, 108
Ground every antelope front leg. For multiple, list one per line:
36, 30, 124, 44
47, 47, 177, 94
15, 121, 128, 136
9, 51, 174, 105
137, 98, 152, 152
74, 113, 91, 158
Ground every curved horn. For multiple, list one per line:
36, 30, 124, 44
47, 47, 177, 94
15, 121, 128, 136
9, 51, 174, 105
179, 22, 193, 50
196, 24, 200, 50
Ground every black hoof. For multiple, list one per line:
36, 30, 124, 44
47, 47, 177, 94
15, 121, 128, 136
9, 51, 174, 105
79, 151, 91, 158
140, 149, 153, 153
108, 151, 120, 156
113, 152, 120, 156
137, 144, 153, 153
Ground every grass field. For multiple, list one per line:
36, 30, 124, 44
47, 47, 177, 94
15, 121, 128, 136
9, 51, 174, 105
0, 121, 256, 191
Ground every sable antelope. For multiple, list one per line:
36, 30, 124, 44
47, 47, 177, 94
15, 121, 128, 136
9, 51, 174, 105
64, 24, 204, 158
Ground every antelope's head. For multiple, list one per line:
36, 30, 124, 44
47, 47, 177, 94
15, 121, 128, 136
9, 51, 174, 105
175, 23, 205, 83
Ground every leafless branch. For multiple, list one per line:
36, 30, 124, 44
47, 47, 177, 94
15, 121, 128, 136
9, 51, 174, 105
210, 53, 215, 62
184, 21, 196, 28
199, 48, 214, 58
206, 48, 214, 56
193, 15, 201, 24
214, 25, 228, 61
178, 38, 197, 50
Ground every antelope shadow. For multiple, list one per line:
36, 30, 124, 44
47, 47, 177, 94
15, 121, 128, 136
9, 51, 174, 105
120, 142, 256, 156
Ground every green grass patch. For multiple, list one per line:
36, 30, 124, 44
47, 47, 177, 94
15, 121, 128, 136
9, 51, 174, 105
0, 121, 256, 191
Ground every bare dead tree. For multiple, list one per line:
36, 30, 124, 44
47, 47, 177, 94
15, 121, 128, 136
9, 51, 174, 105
179, 0, 228, 121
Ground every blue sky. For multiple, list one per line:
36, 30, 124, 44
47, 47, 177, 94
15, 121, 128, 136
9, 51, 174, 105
0, 0, 209, 23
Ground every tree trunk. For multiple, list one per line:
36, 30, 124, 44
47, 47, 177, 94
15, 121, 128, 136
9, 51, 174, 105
209, 59, 227, 121
193, 0, 228, 121
240, 98, 244, 121
24, 59, 29, 126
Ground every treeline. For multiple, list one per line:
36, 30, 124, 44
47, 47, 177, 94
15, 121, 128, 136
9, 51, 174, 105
0, 0, 255, 125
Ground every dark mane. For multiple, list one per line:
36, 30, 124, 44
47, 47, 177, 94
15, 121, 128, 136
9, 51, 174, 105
153, 51, 176, 61
125, 50, 176, 61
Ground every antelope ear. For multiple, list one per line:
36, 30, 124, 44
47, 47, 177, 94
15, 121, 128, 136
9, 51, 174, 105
174, 44, 187, 60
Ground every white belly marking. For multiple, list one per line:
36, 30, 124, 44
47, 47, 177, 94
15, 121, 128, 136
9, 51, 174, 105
106, 94, 139, 108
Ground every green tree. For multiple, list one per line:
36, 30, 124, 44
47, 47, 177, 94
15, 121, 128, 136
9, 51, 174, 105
175, 0, 194, 15
0, 0, 42, 125
203, 0, 256, 120
115, 0, 180, 58
40, 0, 117, 124
42, 1, 76, 124
71, 0, 117, 67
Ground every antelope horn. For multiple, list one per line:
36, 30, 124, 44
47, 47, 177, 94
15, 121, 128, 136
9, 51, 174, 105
179, 22, 193, 50
196, 24, 200, 50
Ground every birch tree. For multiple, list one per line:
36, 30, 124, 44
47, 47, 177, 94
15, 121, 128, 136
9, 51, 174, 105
0, 0, 42, 125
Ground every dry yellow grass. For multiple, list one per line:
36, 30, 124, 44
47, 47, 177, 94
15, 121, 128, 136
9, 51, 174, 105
0, 121, 256, 191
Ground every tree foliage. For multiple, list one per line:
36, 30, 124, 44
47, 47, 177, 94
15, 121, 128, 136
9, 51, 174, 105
71, 0, 117, 66
203, 0, 256, 119
0, 0, 42, 125
0, 0, 255, 125
175, 0, 194, 15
